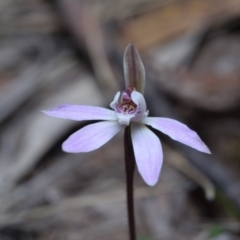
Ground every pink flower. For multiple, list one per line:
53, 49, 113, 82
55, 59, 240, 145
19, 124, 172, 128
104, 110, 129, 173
43, 43, 210, 186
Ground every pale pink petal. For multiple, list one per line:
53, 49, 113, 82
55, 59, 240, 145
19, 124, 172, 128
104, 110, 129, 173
131, 91, 149, 120
110, 91, 120, 110
131, 123, 163, 186
42, 105, 117, 121
131, 91, 147, 112
144, 117, 211, 154
62, 121, 121, 153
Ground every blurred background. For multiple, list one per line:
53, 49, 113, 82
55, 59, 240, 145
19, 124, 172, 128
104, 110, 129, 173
0, 0, 240, 239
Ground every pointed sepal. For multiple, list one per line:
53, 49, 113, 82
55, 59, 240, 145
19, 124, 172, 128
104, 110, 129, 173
123, 43, 145, 94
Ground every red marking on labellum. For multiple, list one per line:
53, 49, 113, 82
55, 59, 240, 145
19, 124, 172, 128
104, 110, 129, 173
116, 86, 137, 114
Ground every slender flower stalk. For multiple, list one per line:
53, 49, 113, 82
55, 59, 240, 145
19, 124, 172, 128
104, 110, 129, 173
42, 43, 210, 239
124, 126, 136, 240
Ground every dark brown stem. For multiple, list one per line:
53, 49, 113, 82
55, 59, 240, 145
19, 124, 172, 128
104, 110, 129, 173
124, 126, 136, 240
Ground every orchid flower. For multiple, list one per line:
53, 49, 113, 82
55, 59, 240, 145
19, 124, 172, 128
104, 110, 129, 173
43, 43, 210, 186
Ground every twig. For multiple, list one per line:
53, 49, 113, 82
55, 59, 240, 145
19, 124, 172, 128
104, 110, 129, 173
0, 183, 187, 227
164, 144, 215, 200
58, 0, 118, 100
